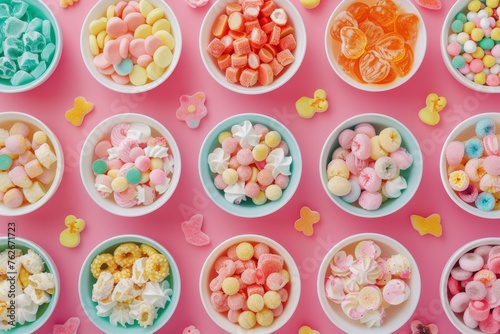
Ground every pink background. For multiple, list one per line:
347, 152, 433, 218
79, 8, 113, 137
1, 0, 499, 332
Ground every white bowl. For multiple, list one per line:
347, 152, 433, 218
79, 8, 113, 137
199, 234, 301, 333
319, 113, 423, 218
325, 0, 427, 92
439, 112, 500, 220
79, 113, 181, 217
317, 233, 421, 333
441, 0, 500, 93
80, 0, 182, 94
199, 0, 307, 94
440, 237, 500, 334
0, 112, 64, 216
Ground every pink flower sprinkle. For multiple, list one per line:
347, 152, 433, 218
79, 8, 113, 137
176, 92, 208, 129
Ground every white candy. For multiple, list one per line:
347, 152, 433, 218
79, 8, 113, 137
490, 64, 500, 75
466, 72, 475, 81
483, 68, 491, 75
457, 32, 470, 45
478, 9, 489, 19
448, 33, 458, 44
126, 123, 151, 144
464, 40, 477, 54
467, 11, 478, 22
480, 17, 490, 30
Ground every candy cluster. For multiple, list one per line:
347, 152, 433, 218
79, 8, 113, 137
446, 0, 500, 86
208, 241, 290, 329
324, 240, 413, 328
206, 0, 297, 87
0, 0, 57, 86
0, 248, 55, 330
445, 117, 500, 212
91, 122, 174, 208
88, 0, 175, 86
326, 123, 413, 210
330, 0, 419, 84
208, 120, 292, 205
90, 243, 172, 328
0, 121, 58, 208
447, 244, 500, 333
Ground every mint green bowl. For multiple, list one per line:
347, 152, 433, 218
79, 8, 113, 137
0, 237, 60, 333
319, 113, 423, 218
78, 235, 181, 333
0, 0, 63, 93
199, 113, 302, 218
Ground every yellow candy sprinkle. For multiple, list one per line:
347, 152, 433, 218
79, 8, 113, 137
263, 291, 281, 309
411, 213, 442, 237
491, 28, 500, 41
107, 169, 119, 178
150, 158, 163, 170
468, 0, 482, 12
463, 21, 476, 34
238, 311, 256, 329
96, 30, 107, 49
252, 144, 269, 161
111, 176, 128, 192
218, 131, 231, 144
256, 308, 274, 327
484, 55, 496, 68
104, 34, 113, 45
486, 0, 499, 8
153, 46, 173, 68
264, 131, 281, 148
299, 326, 320, 334
279, 269, 290, 283
252, 191, 267, 205
154, 30, 175, 50
265, 184, 282, 201
222, 277, 240, 295
247, 293, 264, 312
33, 131, 47, 145
152, 18, 171, 34
300, 0, 320, 9
222, 168, 238, 186
471, 28, 485, 42
89, 35, 99, 56
471, 47, 485, 59
139, 0, 154, 16
146, 61, 165, 81
130, 65, 148, 86
65, 96, 94, 127
474, 72, 486, 85
89, 18, 107, 35
134, 24, 153, 39
235, 242, 254, 261
106, 5, 115, 19
146, 8, 165, 25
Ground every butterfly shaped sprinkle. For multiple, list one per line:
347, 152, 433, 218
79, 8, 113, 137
53, 317, 80, 334
65, 96, 94, 126
181, 214, 210, 246
294, 206, 320, 236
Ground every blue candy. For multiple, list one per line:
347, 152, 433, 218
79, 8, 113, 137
3, 37, 24, 60
475, 192, 495, 212
114, 58, 133, 76
23, 31, 45, 53
0, 57, 17, 79
1, 17, 27, 38
475, 118, 496, 138
464, 138, 484, 159
341, 179, 361, 203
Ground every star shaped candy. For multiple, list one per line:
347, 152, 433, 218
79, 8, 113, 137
294, 206, 320, 236
65, 96, 94, 126
181, 214, 210, 246
410, 213, 442, 237
176, 92, 208, 129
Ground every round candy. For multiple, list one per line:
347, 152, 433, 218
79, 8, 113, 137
0, 154, 13, 170
92, 159, 108, 175
125, 167, 142, 184
236, 242, 254, 261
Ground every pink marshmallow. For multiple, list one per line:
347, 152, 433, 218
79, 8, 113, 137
358, 190, 382, 210
446, 141, 465, 167
351, 133, 372, 160
469, 299, 490, 322
338, 129, 356, 150
358, 167, 382, 192
450, 292, 470, 313
484, 156, 500, 176
354, 123, 376, 138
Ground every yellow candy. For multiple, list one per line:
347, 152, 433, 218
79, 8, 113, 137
486, 0, 499, 8
154, 30, 175, 50
140, 172, 150, 183
252, 144, 269, 161
370, 136, 388, 160
152, 18, 171, 34
140, 243, 159, 257
411, 213, 442, 237
150, 158, 163, 170
471, 28, 485, 42
111, 176, 128, 192
222, 277, 240, 295
279, 269, 290, 283
65, 96, 94, 126
218, 131, 232, 144
59, 0, 78, 8
299, 326, 320, 334
140, 0, 154, 17
491, 28, 500, 41
265, 184, 282, 201
146, 62, 165, 81
326, 159, 350, 179
96, 30, 107, 49
134, 24, 153, 39
222, 168, 238, 186
33, 131, 47, 145
252, 191, 267, 205
89, 35, 99, 56
236, 242, 254, 261
130, 65, 148, 86
104, 34, 113, 45
294, 206, 320, 237
263, 291, 281, 309
474, 72, 486, 85
107, 169, 119, 178
59, 215, 86, 248
378, 127, 401, 153
146, 8, 165, 25
449, 170, 470, 191
418, 93, 447, 126
485, 6, 494, 16
295, 89, 329, 118
256, 308, 274, 327
327, 176, 351, 196
300, 0, 320, 9
18, 266, 29, 288
483, 55, 496, 68
249, 166, 259, 183
468, 0, 481, 12
264, 131, 281, 148
238, 311, 256, 329
463, 21, 476, 34
106, 4, 115, 19
89, 18, 107, 35
247, 294, 264, 312
153, 46, 173, 68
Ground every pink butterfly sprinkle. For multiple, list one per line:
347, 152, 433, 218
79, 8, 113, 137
53, 317, 80, 334
181, 214, 210, 246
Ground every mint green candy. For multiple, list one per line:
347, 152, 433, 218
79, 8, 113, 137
0, 154, 12, 170
30, 60, 46, 79
1, 17, 27, 38
23, 31, 46, 53
0, 57, 17, 79
10, 69, 32, 85
125, 168, 141, 185
114, 58, 133, 76
10, 0, 28, 19
3, 37, 24, 60
479, 38, 494, 51
451, 55, 465, 69
92, 159, 108, 175
17, 51, 38, 72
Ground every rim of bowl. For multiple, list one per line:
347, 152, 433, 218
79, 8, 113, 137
199, 0, 307, 95
439, 237, 500, 334
319, 113, 423, 218
440, 0, 500, 94
198, 113, 302, 218
199, 234, 301, 333
78, 234, 181, 333
0, 0, 63, 93
0, 112, 64, 216
80, 0, 182, 94
0, 236, 60, 333
79, 113, 181, 217
439, 112, 500, 219
317, 232, 421, 334
324, 0, 427, 92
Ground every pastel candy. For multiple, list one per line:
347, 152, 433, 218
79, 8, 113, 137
10, 0, 28, 19
3, 37, 24, 60
0, 57, 17, 79
17, 51, 39, 72
114, 57, 133, 75
23, 31, 46, 53
2, 17, 27, 38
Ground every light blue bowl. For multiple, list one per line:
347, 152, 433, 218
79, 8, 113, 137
199, 113, 302, 218
0, 237, 60, 333
0, 0, 63, 93
78, 235, 181, 333
319, 113, 423, 218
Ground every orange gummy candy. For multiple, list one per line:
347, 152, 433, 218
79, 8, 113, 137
359, 50, 390, 83
346, 2, 369, 23
330, 11, 357, 42
394, 13, 419, 43
375, 66, 397, 84
359, 20, 384, 49
391, 43, 414, 77
368, 4, 397, 28
411, 213, 442, 237
376, 0, 399, 13
374, 32, 406, 62
340, 26, 367, 60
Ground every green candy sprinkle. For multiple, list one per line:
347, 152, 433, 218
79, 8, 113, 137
92, 159, 108, 175
125, 168, 141, 185
0, 154, 12, 170
451, 55, 465, 69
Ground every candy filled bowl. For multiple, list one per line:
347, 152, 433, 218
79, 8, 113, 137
79, 113, 181, 217
0, 236, 60, 333
317, 233, 421, 333
0, 112, 64, 216
78, 234, 181, 333
80, 0, 182, 94
199, 113, 302, 218
439, 113, 500, 219
440, 237, 500, 334
199, 234, 301, 333
325, 0, 426, 92
441, 0, 500, 93
199, 0, 306, 94
319, 113, 423, 218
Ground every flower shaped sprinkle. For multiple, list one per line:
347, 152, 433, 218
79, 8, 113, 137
182, 325, 201, 334
294, 206, 320, 236
411, 320, 438, 334
176, 92, 208, 129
